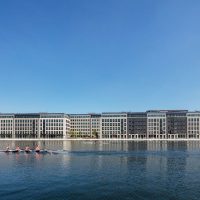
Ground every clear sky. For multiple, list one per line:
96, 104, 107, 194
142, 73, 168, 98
0, 0, 200, 113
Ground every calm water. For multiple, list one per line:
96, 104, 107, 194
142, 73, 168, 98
1, 141, 200, 200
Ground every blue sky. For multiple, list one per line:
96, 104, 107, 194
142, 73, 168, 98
0, 0, 200, 113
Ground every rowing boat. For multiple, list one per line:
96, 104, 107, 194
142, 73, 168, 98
1, 150, 48, 154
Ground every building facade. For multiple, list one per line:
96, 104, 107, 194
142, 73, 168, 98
187, 112, 200, 139
0, 113, 70, 139
0, 114, 14, 138
166, 110, 188, 139
1, 110, 200, 139
69, 114, 101, 138
127, 112, 147, 139
101, 113, 127, 139
147, 111, 167, 139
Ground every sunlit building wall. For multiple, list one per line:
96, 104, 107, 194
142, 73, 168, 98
101, 113, 127, 139
147, 111, 167, 139
187, 112, 200, 138
0, 113, 70, 139
69, 114, 101, 138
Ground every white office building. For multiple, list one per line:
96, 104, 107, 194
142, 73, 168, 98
147, 111, 167, 139
69, 114, 101, 138
0, 113, 70, 139
187, 112, 200, 138
101, 112, 127, 139
0, 114, 14, 138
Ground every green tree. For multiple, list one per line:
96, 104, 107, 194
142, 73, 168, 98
69, 131, 76, 138
92, 130, 98, 138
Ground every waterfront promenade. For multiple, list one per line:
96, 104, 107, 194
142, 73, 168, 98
1, 138, 200, 141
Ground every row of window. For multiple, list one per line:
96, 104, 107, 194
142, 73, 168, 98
148, 127, 166, 130
188, 131, 200, 134
1, 128, 12, 130
0, 131, 12, 134
0, 120, 13, 123
71, 119, 90, 122
41, 131, 63, 134
188, 123, 199, 126
71, 129, 90, 132
148, 131, 166, 134
102, 131, 126, 134
188, 118, 200, 121
102, 119, 126, 122
45, 127, 63, 130
102, 127, 126, 131
71, 122, 90, 126
41, 123, 63, 126
188, 127, 199, 130
148, 119, 166, 122
102, 123, 126, 126
71, 126, 91, 129
148, 123, 166, 126
0, 124, 13, 127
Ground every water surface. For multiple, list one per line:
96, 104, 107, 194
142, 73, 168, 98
0, 141, 200, 200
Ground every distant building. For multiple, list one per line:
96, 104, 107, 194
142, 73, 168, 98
1, 110, 200, 139
147, 111, 167, 139
69, 114, 101, 138
91, 114, 101, 138
187, 112, 200, 139
166, 110, 188, 139
127, 112, 147, 139
101, 112, 127, 139
0, 114, 14, 138
0, 113, 70, 139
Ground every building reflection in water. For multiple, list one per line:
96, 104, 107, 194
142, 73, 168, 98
185, 141, 200, 175
0, 140, 200, 152
126, 141, 147, 173
1, 140, 200, 190
186, 141, 200, 151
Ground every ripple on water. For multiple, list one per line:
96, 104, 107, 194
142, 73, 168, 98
0, 141, 200, 200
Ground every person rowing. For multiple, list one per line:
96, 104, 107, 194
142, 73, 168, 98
15, 146, 21, 152
35, 145, 40, 152
5, 146, 10, 152
25, 146, 31, 153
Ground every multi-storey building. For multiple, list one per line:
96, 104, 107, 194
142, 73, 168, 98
0, 114, 14, 138
69, 114, 101, 138
91, 114, 101, 138
14, 113, 40, 138
39, 113, 70, 139
0, 113, 70, 139
101, 112, 127, 139
147, 111, 167, 139
187, 112, 200, 139
70, 114, 91, 137
166, 110, 188, 139
1, 110, 200, 139
127, 112, 147, 139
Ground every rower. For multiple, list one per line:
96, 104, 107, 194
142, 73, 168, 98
16, 146, 20, 151
25, 146, 30, 151
35, 145, 40, 152
6, 146, 10, 152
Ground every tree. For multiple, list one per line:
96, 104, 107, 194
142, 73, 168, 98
69, 131, 76, 138
92, 129, 98, 138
